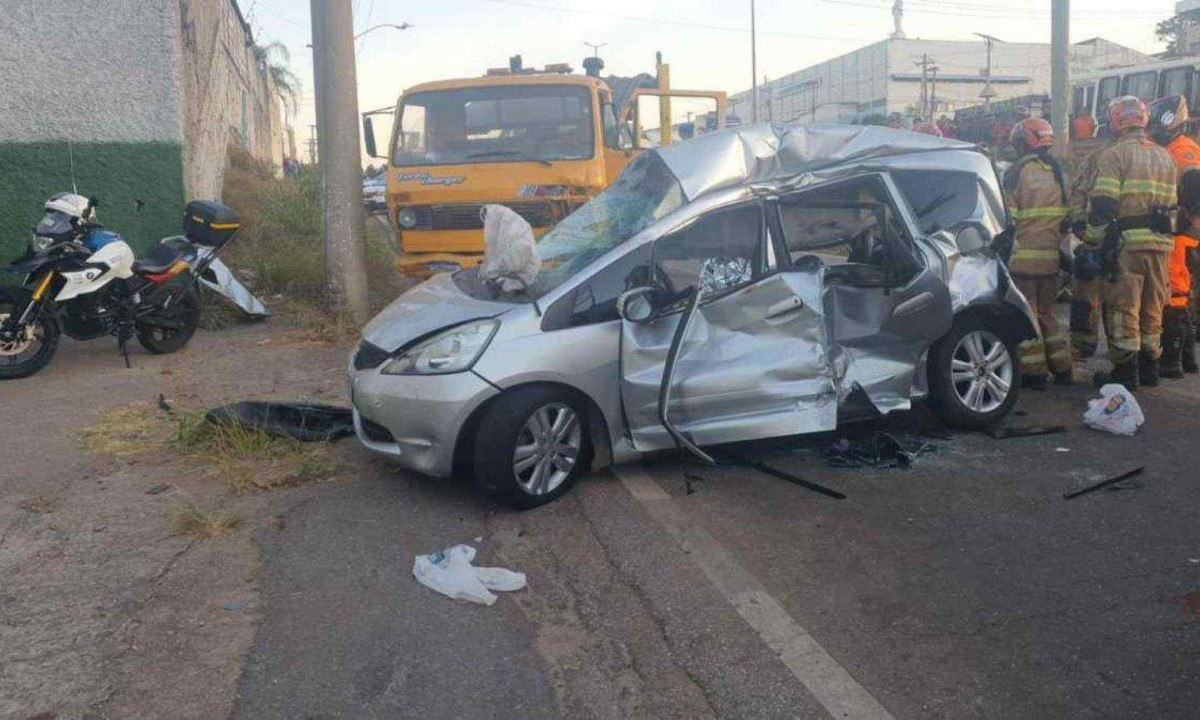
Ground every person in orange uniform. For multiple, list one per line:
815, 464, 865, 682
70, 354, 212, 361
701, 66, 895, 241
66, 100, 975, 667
1071, 109, 1097, 140
1162, 171, 1200, 376
1002, 118, 1074, 388
1150, 94, 1200, 173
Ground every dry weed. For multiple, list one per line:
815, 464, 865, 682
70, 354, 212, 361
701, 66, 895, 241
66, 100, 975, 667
167, 504, 241, 539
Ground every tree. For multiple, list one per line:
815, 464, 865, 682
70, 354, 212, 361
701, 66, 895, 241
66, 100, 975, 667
1155, 10, 1200, 57
252, 41, 301, 114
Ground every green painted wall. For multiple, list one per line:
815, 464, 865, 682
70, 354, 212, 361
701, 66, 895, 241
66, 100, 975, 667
0, 142, 185, 261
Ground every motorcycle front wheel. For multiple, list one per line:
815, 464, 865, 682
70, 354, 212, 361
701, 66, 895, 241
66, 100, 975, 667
136, 283, 200, 354
0, 286, 60, 380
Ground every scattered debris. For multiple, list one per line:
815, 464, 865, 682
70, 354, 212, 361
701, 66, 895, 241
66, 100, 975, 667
413, 544, 526, 606
1055, 447, 1071, 453
985, 425, 1067, 440
18, 493, 60, 514
682, 472, 704, 495
1185, 591, 1200, 622
1083, 384, 1144, 436
722, 453, 846, 499
145, 484, 171, 495
205, 402, 354, 442
223, 601, 244, 612
820, 432, 936, 469
1063, 467, 1145, 500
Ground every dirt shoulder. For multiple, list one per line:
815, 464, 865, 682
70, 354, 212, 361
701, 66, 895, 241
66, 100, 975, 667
0, 320, 351, 720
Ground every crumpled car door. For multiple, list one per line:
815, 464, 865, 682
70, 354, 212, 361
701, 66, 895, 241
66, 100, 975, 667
619, 261, 837, 452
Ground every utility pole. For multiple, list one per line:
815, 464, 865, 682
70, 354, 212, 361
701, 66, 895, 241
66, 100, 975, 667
1051, 0, 1070, 155
310, 0, 370, 323
307, 124, 317, 165
750, 0, 758, 123
930, 64, 939, 119
976, 33, 1004, 110
915, 54, 937, 120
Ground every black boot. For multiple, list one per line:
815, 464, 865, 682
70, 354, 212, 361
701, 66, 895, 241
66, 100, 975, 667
1184, 318, 1199, 374
1138, 351, 1160, 388
1094, 359, 1139, 391
1161, 307, 1185, 379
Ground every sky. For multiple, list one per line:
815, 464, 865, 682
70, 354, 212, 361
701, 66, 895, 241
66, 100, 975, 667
243, 0, 1182, 161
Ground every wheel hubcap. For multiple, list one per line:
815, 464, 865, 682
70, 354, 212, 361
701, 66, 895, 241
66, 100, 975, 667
950, 330, 1013, 414
513, 402, 582, 496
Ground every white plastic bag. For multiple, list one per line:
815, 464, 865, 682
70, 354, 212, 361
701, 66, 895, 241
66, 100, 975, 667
479, 204, 540, 292
412, 544, 527, 606
1082, 384, 1145, 436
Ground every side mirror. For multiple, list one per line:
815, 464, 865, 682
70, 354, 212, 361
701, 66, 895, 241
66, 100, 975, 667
616, 286, 657, 323
949, 221, 993, 254
363, 116, 380, 159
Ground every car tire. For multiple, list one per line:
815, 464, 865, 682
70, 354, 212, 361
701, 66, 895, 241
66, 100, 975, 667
473, 386, 591, 510
928, 314, 1021, 430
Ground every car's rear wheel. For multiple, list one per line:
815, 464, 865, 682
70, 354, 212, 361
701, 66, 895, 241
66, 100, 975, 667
473, 386, 590, 509
929, 316, 1020, 429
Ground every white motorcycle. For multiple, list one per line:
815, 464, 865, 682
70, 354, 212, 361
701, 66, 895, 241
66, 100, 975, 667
0, 193, 240, 379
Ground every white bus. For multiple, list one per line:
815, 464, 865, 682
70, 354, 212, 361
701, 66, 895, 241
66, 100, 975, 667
1072, 57, 1200, 132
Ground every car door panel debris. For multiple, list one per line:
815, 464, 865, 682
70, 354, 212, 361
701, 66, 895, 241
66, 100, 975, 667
1063, 467, 1146, 499
984, 425, 1068, 440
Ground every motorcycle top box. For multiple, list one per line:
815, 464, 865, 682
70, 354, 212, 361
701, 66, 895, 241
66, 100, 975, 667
183, 200, 240, 247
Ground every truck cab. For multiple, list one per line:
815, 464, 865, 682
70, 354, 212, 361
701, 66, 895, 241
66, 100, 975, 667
363, 58, 726, 276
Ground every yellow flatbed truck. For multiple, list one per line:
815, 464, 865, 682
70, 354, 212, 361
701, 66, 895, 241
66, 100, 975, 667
363, 55, 726, 276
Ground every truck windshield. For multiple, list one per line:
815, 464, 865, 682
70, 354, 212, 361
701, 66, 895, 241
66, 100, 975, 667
453, 151, 685, 302
393, 84, 594, 167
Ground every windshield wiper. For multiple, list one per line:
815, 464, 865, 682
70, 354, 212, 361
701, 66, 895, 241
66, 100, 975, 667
465, 150, 553, 167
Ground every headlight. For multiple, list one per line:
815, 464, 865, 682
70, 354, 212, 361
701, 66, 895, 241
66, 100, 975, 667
30, 234, 55, 252
396, 207, 418, 228
381, 319, 498, 375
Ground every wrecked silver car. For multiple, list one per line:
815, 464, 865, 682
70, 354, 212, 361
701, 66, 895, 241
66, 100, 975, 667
348, 124, 1038, 507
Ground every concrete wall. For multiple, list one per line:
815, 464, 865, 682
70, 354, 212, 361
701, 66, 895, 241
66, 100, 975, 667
0, 0, 186, 256
179, 0, 284, 201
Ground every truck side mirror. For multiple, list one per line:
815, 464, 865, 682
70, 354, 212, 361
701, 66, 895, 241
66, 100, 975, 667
363, 116, 379, 159
617, 286, 657, 323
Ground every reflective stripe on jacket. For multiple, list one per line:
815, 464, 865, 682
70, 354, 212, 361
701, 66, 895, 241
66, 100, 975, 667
1170, 232, 1198, 307
1005, 154, 1067, 275
1085, 131, 1177, 252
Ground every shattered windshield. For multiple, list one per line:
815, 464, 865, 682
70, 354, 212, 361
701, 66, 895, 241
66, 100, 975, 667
454, 151, 685, 302
393, 85, 594, 167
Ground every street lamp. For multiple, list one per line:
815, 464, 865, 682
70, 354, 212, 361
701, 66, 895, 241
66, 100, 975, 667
355, 22, 412, 40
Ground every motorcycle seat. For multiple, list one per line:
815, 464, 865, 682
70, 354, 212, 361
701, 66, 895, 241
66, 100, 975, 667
134, 241, 189, 275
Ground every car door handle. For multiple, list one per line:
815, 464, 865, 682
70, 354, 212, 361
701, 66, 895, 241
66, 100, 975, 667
892, 291, 934, 318
766, 296, 805, 319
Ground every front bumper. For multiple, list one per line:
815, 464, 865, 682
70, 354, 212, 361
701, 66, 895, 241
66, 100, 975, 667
347, 358, 499, 477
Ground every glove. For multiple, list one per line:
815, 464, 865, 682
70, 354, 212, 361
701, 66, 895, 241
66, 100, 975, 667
1074, 246, 1102, 281
1059, 248, 1074, 274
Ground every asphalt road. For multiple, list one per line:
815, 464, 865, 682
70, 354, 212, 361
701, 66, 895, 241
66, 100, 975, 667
233, 374, 1200, 718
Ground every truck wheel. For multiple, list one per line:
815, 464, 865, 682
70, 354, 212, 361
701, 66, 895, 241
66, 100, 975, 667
929, 315, 1021, 429
0, 287, 60, 380
473, 386, 591, 510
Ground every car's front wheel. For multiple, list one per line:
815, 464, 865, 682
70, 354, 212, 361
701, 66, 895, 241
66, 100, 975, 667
929, 316, 1021, 429
473, 386, 591, 509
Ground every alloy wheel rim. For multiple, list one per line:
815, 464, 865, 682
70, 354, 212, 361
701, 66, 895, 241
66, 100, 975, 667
513, 402, 582, 496
950, 330, 1013, 414
0, 312, 41, 358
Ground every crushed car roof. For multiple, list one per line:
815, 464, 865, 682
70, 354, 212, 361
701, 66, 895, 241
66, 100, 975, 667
654, 123, 982, 202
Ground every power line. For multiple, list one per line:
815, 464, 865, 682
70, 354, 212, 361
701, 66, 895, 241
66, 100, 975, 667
487, 0, 865, 41
821, 0, 1168, 20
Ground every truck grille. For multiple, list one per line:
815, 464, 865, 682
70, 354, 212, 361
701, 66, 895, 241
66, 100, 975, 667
405, 201, 583, 231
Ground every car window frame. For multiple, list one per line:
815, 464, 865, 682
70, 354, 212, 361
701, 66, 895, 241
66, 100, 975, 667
771, 172, 924, 289
649, 200, 770, 309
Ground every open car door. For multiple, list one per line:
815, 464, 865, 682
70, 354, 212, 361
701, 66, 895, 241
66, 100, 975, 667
618, 202, 838, 452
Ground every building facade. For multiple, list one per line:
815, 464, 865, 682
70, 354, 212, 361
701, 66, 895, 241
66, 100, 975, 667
0, 0, 283, 257
730, 36, 1149, 126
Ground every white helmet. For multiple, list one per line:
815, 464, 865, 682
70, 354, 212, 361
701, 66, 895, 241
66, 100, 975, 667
44, 192, 95, 222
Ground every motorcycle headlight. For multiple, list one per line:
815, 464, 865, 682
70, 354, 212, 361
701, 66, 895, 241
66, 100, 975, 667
396, 207, 418, 229
30, 234, 55, 252
381, 319, 499, 375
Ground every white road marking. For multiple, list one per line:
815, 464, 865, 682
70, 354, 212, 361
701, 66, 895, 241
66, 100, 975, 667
615, 466, 893, 720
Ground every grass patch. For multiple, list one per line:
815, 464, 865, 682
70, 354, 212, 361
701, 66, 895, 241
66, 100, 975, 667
18, 492, 60, 514
81, 404, 168, 455
173, 410, 337, 492
167, 504, 241, 539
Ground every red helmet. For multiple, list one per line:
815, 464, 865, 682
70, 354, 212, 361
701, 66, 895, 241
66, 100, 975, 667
1010, 117, 1054, 151
1108, 95, 1150, 133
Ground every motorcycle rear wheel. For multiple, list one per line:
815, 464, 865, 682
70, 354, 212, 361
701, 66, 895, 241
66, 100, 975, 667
136, 284, 200, 354
0, 286, 60, 380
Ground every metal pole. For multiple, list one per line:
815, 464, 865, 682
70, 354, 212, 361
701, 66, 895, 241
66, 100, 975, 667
311, 0, 370, 323
1051, 0, 1070, 155
750, 0, 758, 123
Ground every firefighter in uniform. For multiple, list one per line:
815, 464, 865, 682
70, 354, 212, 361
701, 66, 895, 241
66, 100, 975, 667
1003, 118, 1073, 388
1069, 133, 1112, 360
1148, 95, 1200, 377
1084, 96, 1178, 389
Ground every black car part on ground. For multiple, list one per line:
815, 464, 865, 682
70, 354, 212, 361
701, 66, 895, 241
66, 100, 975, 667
821, 431, 937, 469
1063, 466, 1146, 500
984, 424, 1067, 440
205, 402, 355, 442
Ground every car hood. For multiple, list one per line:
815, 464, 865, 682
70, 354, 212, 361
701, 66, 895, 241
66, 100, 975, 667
361, 272, 517, 352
